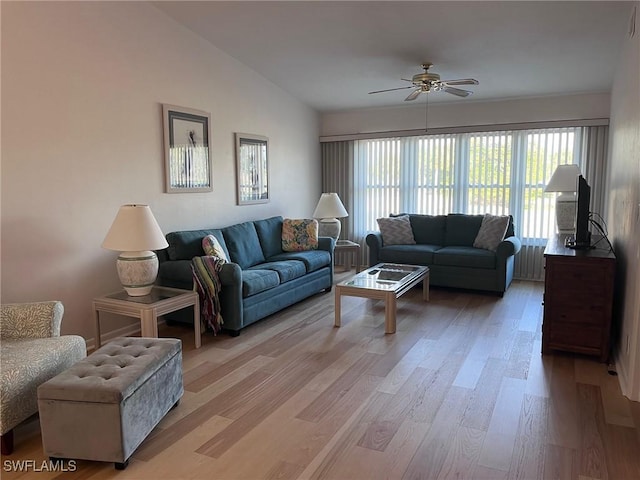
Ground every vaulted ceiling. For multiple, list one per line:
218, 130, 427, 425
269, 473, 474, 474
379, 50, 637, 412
153, 1, 633, 112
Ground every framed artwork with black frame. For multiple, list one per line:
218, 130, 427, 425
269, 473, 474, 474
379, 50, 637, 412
235, 133, 269, 205
162, 104, 212, 193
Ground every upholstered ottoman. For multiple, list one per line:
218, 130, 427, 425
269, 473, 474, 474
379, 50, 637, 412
37, 337, 183, 469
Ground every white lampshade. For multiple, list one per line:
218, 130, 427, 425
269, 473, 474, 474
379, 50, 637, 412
312, 193, 348, 219
313, 193, 348, 240
544, 165, 582, 234
102, 204, 169, 296
544, 164, 582, 193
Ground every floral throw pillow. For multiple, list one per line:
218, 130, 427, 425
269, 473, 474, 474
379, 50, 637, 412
202, 234, 228, 262
282, 218, 318, 252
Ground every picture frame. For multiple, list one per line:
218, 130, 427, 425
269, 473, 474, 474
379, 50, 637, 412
162, 104, 212, 193
235, 133, 269, 205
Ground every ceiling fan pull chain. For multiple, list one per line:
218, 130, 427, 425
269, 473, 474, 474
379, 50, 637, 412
425, 94, 429, 133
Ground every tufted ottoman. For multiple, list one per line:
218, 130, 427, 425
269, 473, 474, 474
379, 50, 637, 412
37, 337, 183, 469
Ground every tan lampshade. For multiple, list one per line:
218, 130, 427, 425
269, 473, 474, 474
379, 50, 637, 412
102, 204, 168, 252
544, 164, 582, 193
312, 193, 348, 219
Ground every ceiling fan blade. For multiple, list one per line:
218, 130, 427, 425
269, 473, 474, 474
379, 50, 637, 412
368, 86, 414, 95
443, 86, 472, 97
405, 89, 422, 101
442, 78, 479, 86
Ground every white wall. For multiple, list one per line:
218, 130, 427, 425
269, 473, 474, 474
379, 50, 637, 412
1, 2, 320, 342
608, 3, 640, 401
321, 92, 611, 137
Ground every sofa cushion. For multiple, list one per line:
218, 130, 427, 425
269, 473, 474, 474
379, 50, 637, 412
249, 260, 306, 283
166, 229, 227, 261
409, 214, 447, 245
473, 214, 510, 251
269, 250, 331, 273
433, 246, 496, 269
444, 214, 484, 247
254, 216, 284, 258
222, 221, 266, 269
377, 215, 416, 245
202, 235, 229, 262
241, 269, 280, 297
377, 244, 439, 265
282, 218, 318, 252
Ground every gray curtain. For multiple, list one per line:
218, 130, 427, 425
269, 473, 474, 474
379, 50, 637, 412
320, 141, 357, 267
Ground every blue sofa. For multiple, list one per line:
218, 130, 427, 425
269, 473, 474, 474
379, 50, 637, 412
366, 214, 521, 296
157, 216, 334, 336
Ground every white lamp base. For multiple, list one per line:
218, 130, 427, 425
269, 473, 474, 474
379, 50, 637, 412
116, 251, 158, 296
318, 218, 341, 240
555, 192, 577, 234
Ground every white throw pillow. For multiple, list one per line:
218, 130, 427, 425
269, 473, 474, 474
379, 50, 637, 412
473, 214, 510, 251
377, 215, 416, 246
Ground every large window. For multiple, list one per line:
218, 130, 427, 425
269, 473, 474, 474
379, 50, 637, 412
355, 127, 582, 245
323, 123, 607, 280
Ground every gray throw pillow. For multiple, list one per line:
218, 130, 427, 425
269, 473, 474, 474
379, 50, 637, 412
473, 214, 510, 251
377, 215, 416, 246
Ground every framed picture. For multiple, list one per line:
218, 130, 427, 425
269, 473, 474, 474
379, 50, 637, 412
162, 104, 212, 193
235, 133, 269, 205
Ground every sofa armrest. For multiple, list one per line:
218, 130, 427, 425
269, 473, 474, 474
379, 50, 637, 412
218, 262, 242, 286
496, 236, 522, 259
0, 301, 64, 339
216, 262, 243, 332
318, 236, 336, 254
366, 233, 383, 266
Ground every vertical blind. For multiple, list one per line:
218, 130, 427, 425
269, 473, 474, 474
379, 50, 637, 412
322, 125, 608, 281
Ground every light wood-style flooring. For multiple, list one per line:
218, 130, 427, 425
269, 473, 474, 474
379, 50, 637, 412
4, 275, 640, 480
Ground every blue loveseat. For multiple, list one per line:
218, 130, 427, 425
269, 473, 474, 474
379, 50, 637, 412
366, 214, 521, 296
157, 216, 334, 335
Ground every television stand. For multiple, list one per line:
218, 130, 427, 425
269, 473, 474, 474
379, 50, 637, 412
542, 234, 615, 362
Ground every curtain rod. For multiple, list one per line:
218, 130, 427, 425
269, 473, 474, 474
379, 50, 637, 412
319, 118, 609, 143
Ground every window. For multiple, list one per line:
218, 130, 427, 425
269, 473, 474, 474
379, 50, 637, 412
354, 127, 583, 245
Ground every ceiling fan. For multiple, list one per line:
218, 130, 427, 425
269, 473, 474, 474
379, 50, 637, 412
369, 63, 479, 101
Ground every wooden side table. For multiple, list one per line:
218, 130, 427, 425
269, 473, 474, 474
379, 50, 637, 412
93, 286, 201, 349
542, 234, 615, 362
335, 240, 361, 273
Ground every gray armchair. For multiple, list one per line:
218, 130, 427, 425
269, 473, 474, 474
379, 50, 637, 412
0, 301, 86, 454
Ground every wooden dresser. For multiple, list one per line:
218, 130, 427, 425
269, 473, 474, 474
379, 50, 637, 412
542, 234, 616, 362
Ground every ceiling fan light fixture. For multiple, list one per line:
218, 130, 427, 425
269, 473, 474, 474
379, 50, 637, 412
368, 63, 478, 101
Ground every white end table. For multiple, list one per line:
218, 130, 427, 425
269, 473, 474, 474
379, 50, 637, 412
334, 239, 361, 273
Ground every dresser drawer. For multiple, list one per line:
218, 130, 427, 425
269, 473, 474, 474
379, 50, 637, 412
546, 305, 608, 326
547, 323, 604, 350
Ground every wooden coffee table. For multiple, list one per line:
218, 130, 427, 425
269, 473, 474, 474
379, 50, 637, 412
334, 263, 429, 334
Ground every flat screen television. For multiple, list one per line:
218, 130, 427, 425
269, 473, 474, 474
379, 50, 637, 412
568, 174, 592, 249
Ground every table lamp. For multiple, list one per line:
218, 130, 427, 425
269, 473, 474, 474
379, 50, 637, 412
102, 204, 169, 296
544, 164, 582, 234
312, 193, 348, 240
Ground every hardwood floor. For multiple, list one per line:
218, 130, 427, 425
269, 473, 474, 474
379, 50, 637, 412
3, 276, 640, 479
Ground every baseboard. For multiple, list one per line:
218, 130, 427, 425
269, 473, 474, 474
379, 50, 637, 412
614, 348, 632, 400
87, 319, 166, 353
